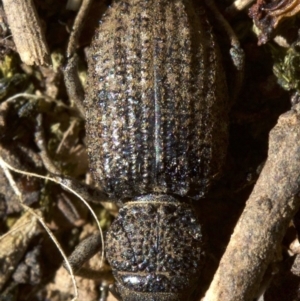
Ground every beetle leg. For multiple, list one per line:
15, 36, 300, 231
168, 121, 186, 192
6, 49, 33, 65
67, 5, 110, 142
63, 55, 85, 118
204, 0, 245, 101
63, 0, 93, 118
108, 283, 122, 301
63, 233, 114, 281
66, 0, 94, 58
99, 282, 112, 301
35, 113, 112, 204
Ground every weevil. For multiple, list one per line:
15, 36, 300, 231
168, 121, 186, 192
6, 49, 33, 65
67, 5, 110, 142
2, 0, 300, 298
63, 0, 237, 300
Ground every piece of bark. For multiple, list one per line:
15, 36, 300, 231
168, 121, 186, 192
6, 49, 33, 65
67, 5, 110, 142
0, 211, 41, 290
203, 103, 300, 301
2, 0, 50, 65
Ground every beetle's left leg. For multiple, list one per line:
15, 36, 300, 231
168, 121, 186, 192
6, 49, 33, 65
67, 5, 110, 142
63, 0, 93, 118
35, 111, 116, 285
63, 233, 113, 281
64, 233, 119, 299
60, 0, 119, 295
64, 54, 85, 118
35, 113, 117, 214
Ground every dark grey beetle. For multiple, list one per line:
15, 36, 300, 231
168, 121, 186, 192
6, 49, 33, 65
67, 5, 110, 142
69, 0, 229, 300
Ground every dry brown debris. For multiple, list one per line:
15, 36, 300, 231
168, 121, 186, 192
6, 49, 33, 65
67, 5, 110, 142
249, 0, 300, 44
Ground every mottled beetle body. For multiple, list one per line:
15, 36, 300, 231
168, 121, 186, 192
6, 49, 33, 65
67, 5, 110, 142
85, 0, 228, 300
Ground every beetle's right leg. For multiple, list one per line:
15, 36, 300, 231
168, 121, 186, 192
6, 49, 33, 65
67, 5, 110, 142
204, 0, 245, 101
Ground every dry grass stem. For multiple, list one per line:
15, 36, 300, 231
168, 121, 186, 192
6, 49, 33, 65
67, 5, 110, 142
2, 0, 50, 65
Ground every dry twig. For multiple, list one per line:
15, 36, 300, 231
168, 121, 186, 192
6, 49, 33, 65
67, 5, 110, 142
203, 103, 300, 301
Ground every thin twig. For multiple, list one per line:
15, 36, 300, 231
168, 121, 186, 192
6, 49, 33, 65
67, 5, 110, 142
56, 119, 77, 154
